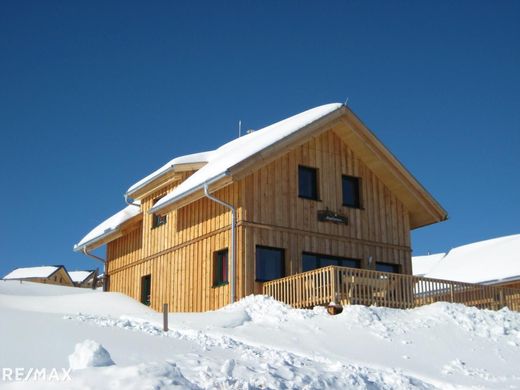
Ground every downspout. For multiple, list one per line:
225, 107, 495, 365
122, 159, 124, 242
82, 247, 108, 292
124, 193, 139, 207
203, 182, 236, 304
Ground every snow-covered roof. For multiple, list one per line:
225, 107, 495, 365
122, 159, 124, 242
74, 202, 141, 251
151, 103, 343, 213
69, 270, 96, 283
75, 102, 448, 252
126, 151, 213, 196
3, 266, 60, 280
411, 253, 446, 276
413, 234, 520, 284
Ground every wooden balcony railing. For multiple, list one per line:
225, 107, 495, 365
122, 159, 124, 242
263, 266, 520, 312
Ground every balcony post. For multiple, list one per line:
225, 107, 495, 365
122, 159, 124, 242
331, 266, 337, 303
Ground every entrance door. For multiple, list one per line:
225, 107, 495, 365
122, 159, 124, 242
140, 274, 151, 306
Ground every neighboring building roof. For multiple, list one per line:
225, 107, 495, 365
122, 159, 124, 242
3, 266, 60, 280
74, 202, 141, 252
69, 270, 96, 283
411, 253, 446, 276
413, 234, 520, 284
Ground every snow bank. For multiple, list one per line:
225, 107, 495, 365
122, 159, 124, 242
2, 281, 520, 389
220, 294, 325, 323
69, 340, 114, 369
0, 280, 154, 316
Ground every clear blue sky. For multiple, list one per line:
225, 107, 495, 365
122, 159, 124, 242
1, 1, 519, 277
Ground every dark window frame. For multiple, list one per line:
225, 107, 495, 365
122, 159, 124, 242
302, 252, 361, 273
213, 248, 229, 287
342, 175, 362, 209
375, 262, 401, 274
298, 165, 319, 201
255, 245, 286, 282
152, 213, 167, 228
151, 196, 167, 229
140, 274, 151, 306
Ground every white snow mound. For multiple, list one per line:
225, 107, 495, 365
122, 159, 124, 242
68, 339, 115, 369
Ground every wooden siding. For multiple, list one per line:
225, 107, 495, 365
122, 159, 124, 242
106, 128, 413, 312
240, 129, 410, 249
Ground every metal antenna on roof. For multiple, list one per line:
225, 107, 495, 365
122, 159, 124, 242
238, 120, 242, 138
344, 97, 349, 106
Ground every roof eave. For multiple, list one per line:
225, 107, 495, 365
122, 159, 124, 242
73, 228, 119, 253
337, 107, 448, 229
126, 162, 208, 199
228, 105, 347, 180
149, 171, 232, 214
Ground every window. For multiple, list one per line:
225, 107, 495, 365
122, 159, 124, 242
152, 213, 167, 228
256, 246, 285, 282
298, 165, 319, 200
140, 274, 151, 306
213, 249, 229, 286
376, 262, 400, 274
342, 175, 361, 208
152, 197, 167, 228
302, 252, 361, 272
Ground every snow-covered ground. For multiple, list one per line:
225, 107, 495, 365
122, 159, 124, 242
1, 281, 519, 389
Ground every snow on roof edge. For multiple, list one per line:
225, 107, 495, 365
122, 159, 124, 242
68, 270, 96, 283
74, 203, 142, 252
3, 266, 61, 280
149, 171, 230, 214
126, 151, 214, 196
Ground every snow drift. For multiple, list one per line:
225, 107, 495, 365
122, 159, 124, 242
0, 281, 519, 389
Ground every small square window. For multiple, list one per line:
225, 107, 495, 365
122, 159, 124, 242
298, 166, 319, 200
342, 175, 361, 208
152, 213, 167, 228
213, 249, 229, 286
152, 197, 167, 228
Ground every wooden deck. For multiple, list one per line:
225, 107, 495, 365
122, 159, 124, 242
263, 266, 520, 312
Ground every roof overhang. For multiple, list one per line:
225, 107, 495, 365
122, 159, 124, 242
126, 162, 207, 200
149, 171, 233, 214
334, 107, 447, 229
73, 212, 143, 252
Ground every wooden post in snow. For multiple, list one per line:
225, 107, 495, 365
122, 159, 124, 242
163, 303, 169, 332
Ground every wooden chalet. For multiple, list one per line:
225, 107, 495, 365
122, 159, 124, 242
2, 265, 74, 287
74, 103, 450, 312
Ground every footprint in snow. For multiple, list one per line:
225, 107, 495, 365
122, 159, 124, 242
221, 359, 236, 378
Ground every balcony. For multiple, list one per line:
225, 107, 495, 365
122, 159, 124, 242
262, 266, 520, 312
